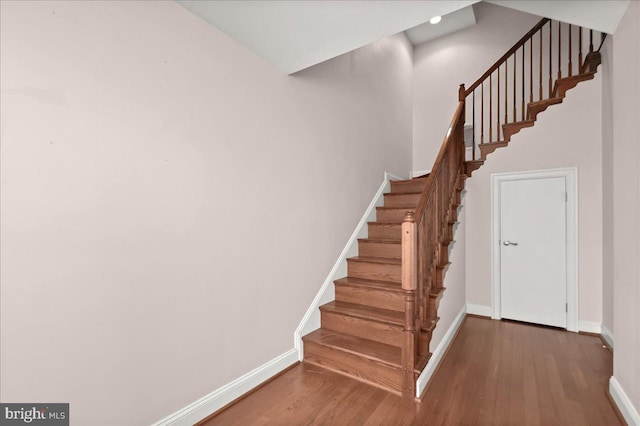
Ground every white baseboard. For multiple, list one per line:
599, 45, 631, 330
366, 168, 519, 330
578, 321, 602, 334
601, 324, 614, 348
415, 306, 467, 398
610, 376, 640, 425
293, 172, 403, 359
411, 169, 431, 178
466, 303, 492, 317
152, 349, 298, 425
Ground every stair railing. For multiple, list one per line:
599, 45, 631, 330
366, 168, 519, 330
463, 18, 606, 162
400, 98, 466, 397
401, 17, 607, 398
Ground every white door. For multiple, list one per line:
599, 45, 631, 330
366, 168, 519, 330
499, 176, 567, 328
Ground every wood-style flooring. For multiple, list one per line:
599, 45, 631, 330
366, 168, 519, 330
199, 316, 623, 425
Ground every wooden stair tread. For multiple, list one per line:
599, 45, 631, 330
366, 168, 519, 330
430, 287, 446, 298
556, 71, 595, 83
358, 238, 401, 245
414, 352, 432, 374
390, 177, 428, 184
303, 329, 401, 367
384, 191, 422, 196
348, 256, 401, 265
421, 316, 440, 332
368, 222, 402, 226
376, 206, 415, 211
320, 301, 404, 326
480, 141, 508, 147
334, 277, 402, 292
503, 119, 535, 128
528, 97, 563, 108
553, 72, 595, 97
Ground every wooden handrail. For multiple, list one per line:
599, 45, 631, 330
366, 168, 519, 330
465, 18, 550, 96
413, 99, 465, 224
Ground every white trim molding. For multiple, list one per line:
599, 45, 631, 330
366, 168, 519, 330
610, 377, 640, 425
294, 172, 403, 359
415, 306, 466, 398
152, 349, 298, 426
601, 324, 614, 348
490, 167, 579, 332
578, 321, 602, 334
466, 304, 492, 317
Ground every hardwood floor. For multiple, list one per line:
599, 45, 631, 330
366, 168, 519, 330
199, 316, 623, 425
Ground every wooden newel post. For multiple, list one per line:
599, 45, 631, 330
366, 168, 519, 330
401, 211, 417, 398
458, 83, 466, 102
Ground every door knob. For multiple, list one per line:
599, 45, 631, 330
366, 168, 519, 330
503, 241, 518, 246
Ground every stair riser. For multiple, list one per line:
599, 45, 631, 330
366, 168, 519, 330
418, 330, 433, 364
439, 248, 449, 268
321, 311, 403, 347
428, 298, 441, 318
554, 74, 594, 98
465, 161, 484, 176
391, 180, 427, 194
368, 224, 401, 240
479, 142, 508, 160
348, 260, 401, 282
376, 208, 413, 223
335, 285, 404, 312
358, 241, 401, 259
383, 193, 421, 208
503, 121, 534, 142
304, 342, 402, 394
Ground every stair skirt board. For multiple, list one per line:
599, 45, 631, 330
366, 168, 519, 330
294, 172, 404, 359
415, 307, 467, 398
609, 377, 640, 426
151, 349, 299, 426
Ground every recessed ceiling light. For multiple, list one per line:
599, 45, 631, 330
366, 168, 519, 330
429, 16, 442, 25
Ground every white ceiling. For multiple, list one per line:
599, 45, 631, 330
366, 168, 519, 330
177, 1, 479, 74
485, 1, 630, 35
177, 0, 631, 75
405, 5, 477, 46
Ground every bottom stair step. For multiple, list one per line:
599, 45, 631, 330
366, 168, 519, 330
303, 329, 403, 394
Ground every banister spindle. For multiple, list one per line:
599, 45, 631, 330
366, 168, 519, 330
489, 73, 493, 142
497, 67, 501, 141
513, 53, 516, 122
539, 29, 543, 100
549, 21, 553, 98
481, 81, 484, 144
521, 44, 525, 121
504, 61, 508, 126
579, 27, 583, 68
472, 90, 476, 160
529, 37, 533, 103
590, 29, 594, 53
558, 21, 562, 79
569, 24, 573, 76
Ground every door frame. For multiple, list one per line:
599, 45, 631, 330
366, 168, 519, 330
490, 167, 578, 332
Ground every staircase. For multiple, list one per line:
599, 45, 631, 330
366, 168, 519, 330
303, 18, 605, 399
